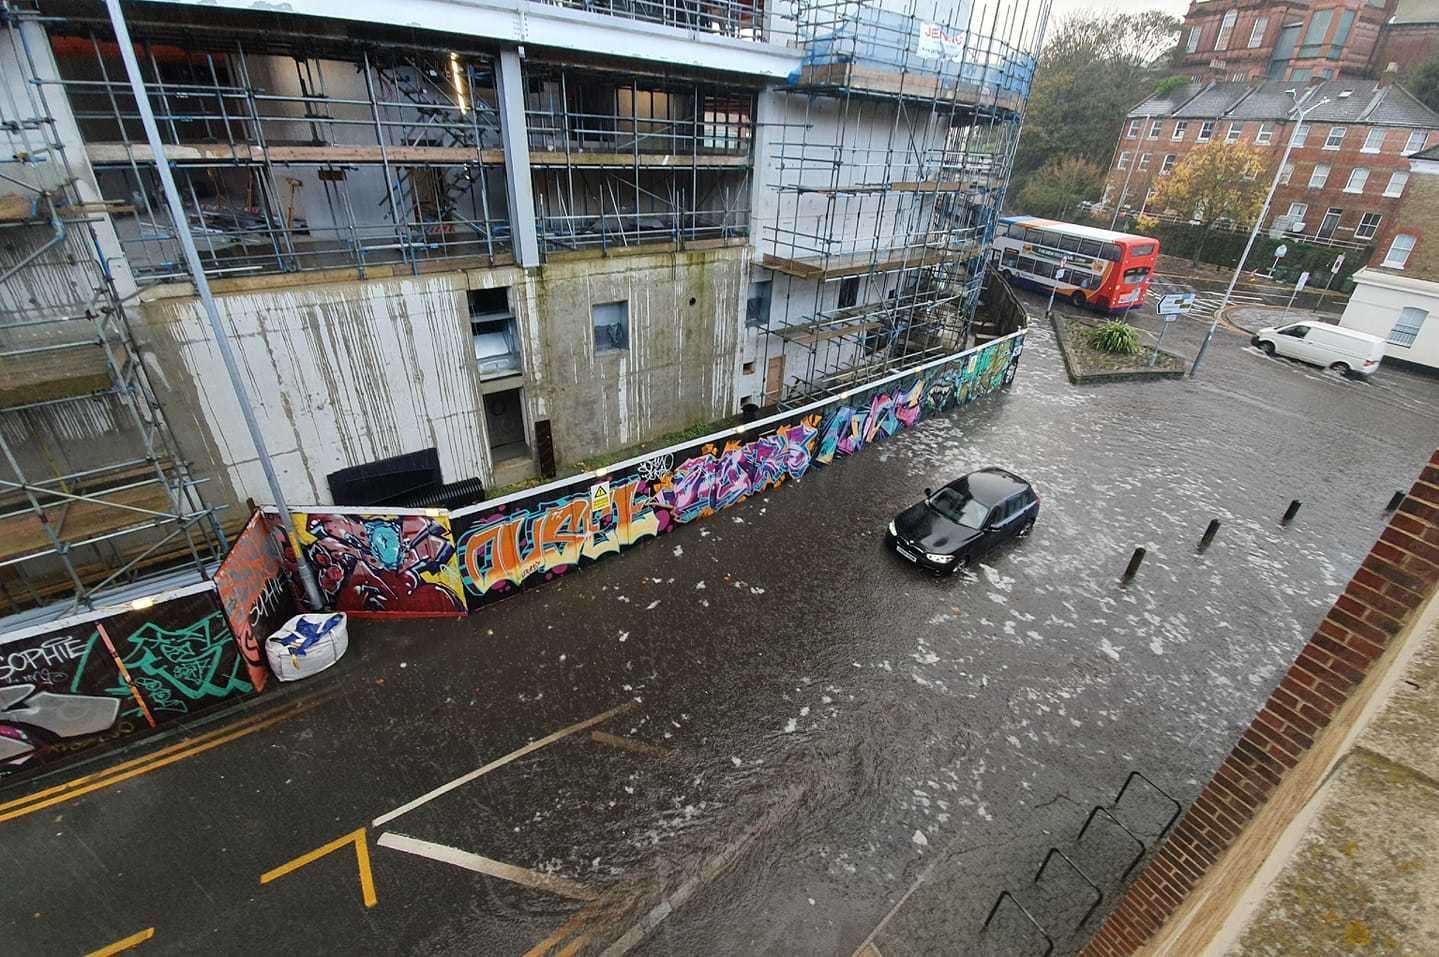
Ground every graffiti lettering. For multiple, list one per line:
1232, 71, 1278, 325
0, 635, 89, 684
106, 610, 252, 717
459, 479, 661, 596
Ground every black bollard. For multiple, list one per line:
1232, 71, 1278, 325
1385, 491, 1406, 513
1282, 500, 1302, 525
1122, 547, 1146, 582
1199, 519, 1221, 551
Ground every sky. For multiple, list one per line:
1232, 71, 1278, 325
1047, 0, 1189, 19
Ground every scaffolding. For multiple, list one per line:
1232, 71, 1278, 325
44, 19, 512, 282
27, 8, 762, 279
1, 2, 226, 617
759, 0, 1045, 408
525, 61, 756, 253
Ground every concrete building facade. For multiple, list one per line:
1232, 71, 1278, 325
0, 0, 1044, 615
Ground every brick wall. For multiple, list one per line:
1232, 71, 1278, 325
1103, 118, 1434, 251
1081, 448, 1439, 957
1373, 159, 1439, 277
1176, 0, 1394, 83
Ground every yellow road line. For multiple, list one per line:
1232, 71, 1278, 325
589, 731, 672, 758
522, 888, 643, 957
0, 696, 326, 824
372, 701, 638, 827
0, 702, 296, 815
260, 827, 377, 909
83, 926, 155, 956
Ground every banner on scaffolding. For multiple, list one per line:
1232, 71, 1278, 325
916, 21, 969, 62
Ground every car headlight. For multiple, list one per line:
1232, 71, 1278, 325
887, 521, 897, 537
926, 553, 955, 564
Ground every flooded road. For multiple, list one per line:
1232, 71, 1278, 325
4, 318, 1436, 956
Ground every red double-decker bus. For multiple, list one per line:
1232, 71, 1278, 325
991, 216, 1160, 313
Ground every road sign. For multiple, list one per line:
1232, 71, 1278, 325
1331, 254, 1345, 273
1156, 292, 1196, 317
1296, 271, 1310, 292
1275, 244, 1288, 258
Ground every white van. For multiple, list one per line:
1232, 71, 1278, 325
1251, 321, 1385, 378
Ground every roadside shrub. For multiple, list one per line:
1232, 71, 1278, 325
1087, 320, 1141, 356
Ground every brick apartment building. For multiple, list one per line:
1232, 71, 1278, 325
1176, 0, 1396, 83
1338, 144, 1439, 368
1174, 0, 1439, 84
1103, 79, 1439, 253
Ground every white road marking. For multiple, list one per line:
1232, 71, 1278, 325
376, 832, 598, 900
371, 701, 637, 827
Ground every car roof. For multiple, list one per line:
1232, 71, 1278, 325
954, 467, 1030, 505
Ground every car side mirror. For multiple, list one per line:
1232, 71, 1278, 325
924, 487, 932, 497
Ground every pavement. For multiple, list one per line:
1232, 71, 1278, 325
3, 306, 1438, 957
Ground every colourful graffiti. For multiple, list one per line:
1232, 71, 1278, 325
294, 511, 466, 615
1, 585, 256, 779
103, 610, 253, 718
451, 334, 1022, 609
214, 511, 301, 692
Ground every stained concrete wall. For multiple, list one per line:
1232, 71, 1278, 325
517, 243, 750, 466
138, 241, 752, 507
140, 270, 496, 507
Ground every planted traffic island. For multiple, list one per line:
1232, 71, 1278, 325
1051, 313, 1187, 384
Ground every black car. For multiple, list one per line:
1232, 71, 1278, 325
886, 468, 1039, 573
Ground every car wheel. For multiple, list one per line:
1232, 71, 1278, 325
1017, 518, 1035, 538
953, 553, 971, 572
1071, 292, 1087, 309
1259, 341, 1276, 356
1330, 361, 1351, 376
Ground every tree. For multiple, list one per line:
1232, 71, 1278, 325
1011, 10, 1181, 192
1149, 143, 1269, 265
1016, 156, 1105, 219
1405, 55, 1439, 115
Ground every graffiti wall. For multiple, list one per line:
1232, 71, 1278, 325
288, 508, 467, 616
214, 511, 303, 692
450, 332, 1023, 610
0, 584, 254, 781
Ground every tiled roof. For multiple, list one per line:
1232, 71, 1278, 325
1126, 79, 1439, 128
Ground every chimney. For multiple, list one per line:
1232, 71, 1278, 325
1381, 61, 1399, 88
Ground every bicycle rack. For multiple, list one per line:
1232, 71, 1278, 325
975, 769, 1187, 953
1077, 805, 1148, 881
981, 890, 1055, 957
1114, 770, 1183, 841
1034, 847, 1104, 927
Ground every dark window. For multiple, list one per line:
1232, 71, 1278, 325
1130, 243, 1156, 257
1002, 248, 1018, 266
468, 287, 508, 315
838, 276, 861, 309
592, 300, 629, 351
1080, 239, 1103, 258
1279, 324, 1309, 339
745, 280, 772, 328
1037, 230, 1061, 249
1101, 243, 1122, 261
1059, 234, 1083, 253
1124, 266, 1151, 282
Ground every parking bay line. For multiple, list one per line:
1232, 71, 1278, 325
83, 927, 155, 957
370, 701, 638, 828
377, 832, 598, 900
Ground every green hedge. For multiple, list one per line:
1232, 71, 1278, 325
1101, 216, 1372, 293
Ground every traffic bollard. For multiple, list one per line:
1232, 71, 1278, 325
1282, 500, 1301, 525
1122, 547, 1145, 582
1199, 519, 1220, 551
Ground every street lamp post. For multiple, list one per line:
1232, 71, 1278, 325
1111, 114, 1148, 231
105, 0, 326, 610
1190, 90, 1330, 376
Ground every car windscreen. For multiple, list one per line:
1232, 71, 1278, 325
929, 487, 989, 528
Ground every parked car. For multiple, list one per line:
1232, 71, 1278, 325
1251, 321, 1384, 378
887, 467, 1039, 573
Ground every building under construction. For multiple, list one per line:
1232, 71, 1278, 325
0, 0, 1042, 621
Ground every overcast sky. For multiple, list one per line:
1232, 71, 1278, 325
1046, 0, 1189, 21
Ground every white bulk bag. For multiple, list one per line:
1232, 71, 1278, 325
266, 613, 348, 682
